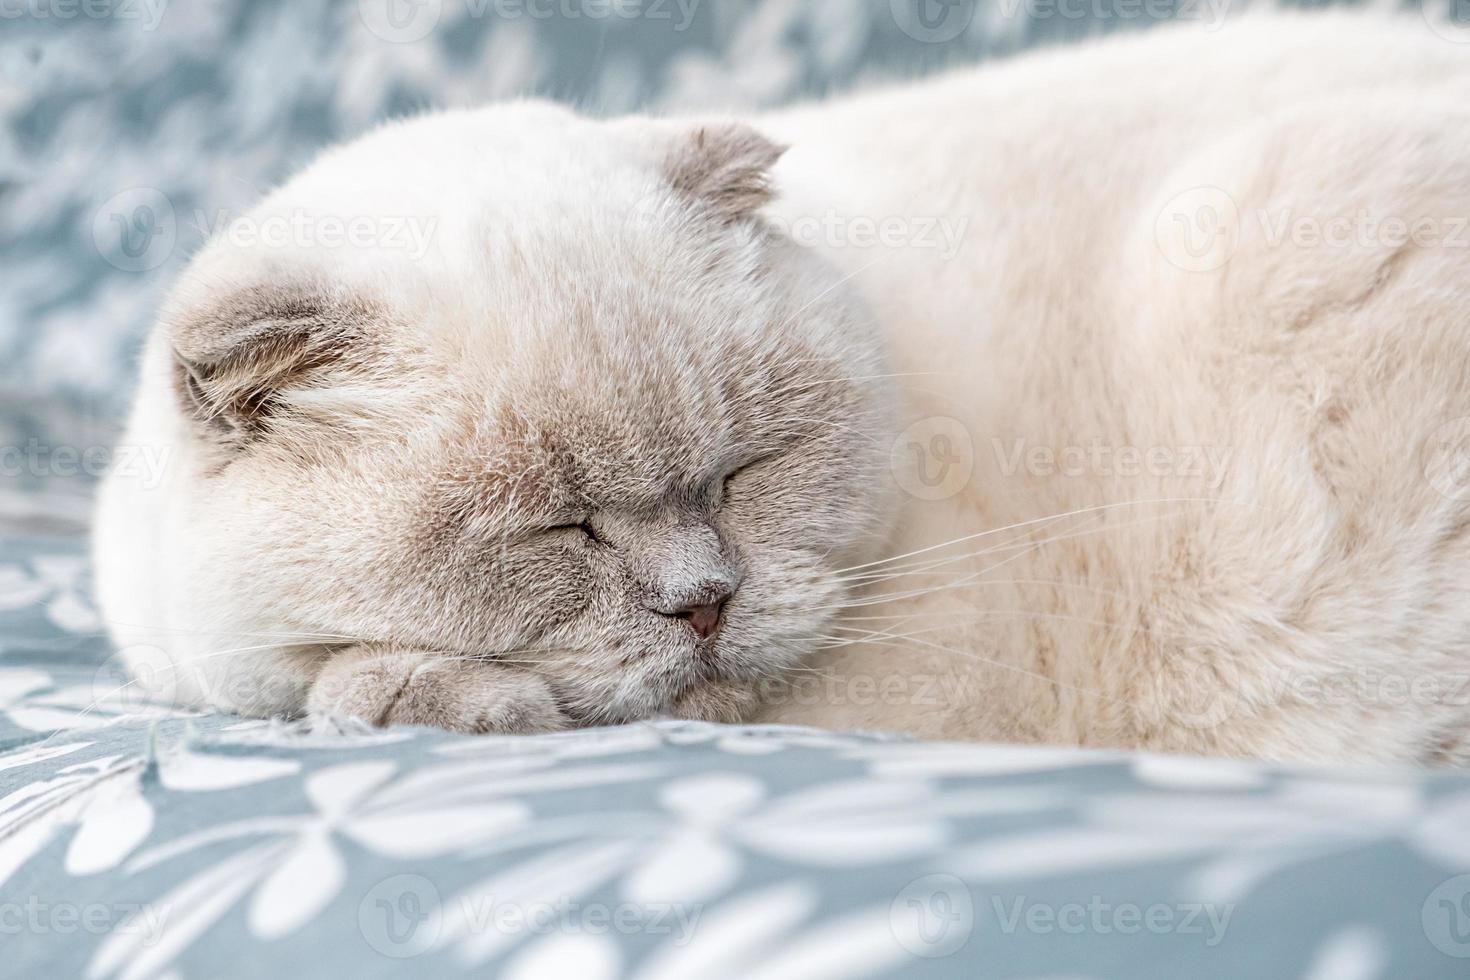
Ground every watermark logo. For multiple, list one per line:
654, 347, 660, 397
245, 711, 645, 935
93, 187, 177, 273
1154, 185, 1240, 273
91, 645, 180, 711
1145, 656, 1245, 732
359, 874, 442, 958
890, 874, 974, 957
892, 415, 975, 501
1423, 0, 1470, 44
358, 0, 442, 42
1423, 875, 1470, 957
890, 0, 975, 42
1423, 418, 1470, 502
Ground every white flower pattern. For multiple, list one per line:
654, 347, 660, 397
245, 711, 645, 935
3, 519, 1469, 980
1, 0, 1460, 976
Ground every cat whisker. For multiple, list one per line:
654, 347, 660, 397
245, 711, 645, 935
827, 591, 1207, 648
790, 370, 957, 387
93, 614, 365, 643
828, 497, 1224, 578
849, 634, 1127, 709
834, 578, 1137, 614
764, 416, 888, 449
780, 254, 888, 324
825, 509, 1195, 610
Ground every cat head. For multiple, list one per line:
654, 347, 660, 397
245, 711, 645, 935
155, 102, 897, 723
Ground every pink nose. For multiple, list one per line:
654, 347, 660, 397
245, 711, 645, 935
678, 598, 727, 640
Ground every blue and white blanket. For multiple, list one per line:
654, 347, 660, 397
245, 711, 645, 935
5, 530, 1470, 978
7, 1, 1470, 977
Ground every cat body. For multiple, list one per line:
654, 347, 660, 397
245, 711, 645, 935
95, 12, 1470, 765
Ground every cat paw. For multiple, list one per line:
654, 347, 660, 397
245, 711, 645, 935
307, 646, 569, 735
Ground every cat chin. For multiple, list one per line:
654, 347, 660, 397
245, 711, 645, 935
551, 652, 769, 727
664, 677, 762, 725
574, 674, 762, 728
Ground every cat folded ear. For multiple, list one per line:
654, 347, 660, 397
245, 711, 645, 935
664, 122, 787, 222
167, 280, 375, 447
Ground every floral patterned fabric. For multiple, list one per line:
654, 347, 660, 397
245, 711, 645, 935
9, 0, 1470, 977
5, 529, 1470, 979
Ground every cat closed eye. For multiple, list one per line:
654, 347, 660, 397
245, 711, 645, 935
720, 455, 773, 498
547, 520, 601, 543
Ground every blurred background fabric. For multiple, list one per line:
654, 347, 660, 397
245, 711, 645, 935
0, 0, 1387, 529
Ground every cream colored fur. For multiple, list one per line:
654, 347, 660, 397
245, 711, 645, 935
95, 12, 1470, 765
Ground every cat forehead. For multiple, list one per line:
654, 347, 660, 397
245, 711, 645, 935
163, 102, 876, 503
420, 314, 857, 514
459, 324, 833, 459
253, 103, 735, 261
187, 108, 782, 343
421, 393, 724, 531
284, 103, 645, 208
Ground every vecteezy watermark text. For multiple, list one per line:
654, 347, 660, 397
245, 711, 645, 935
990, 895, 1233, 946
1156, 187, 1470, 273
992, 438, 1233, 489
763, 210, 970, 260
995, 0, 1233, 30
357, 0, 702, 44
0, 440, 170, 488
755, 671, 981, 710
887, 874, 1232, 959
357, 874, 701, 958
0, 898, 170, 945
93, 188, 440, 273
197, 209, 439, 261
0, 0, 168, 29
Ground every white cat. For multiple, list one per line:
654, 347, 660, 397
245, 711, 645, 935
94, 11, 1470, 765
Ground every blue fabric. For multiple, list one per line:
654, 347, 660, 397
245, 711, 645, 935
10, 2, 1470, 977
5, 529, 1470, 978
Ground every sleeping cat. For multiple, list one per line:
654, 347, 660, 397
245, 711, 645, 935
93, 11, 1470, 765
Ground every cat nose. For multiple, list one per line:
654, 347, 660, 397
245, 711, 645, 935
658, 582, 734, 640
